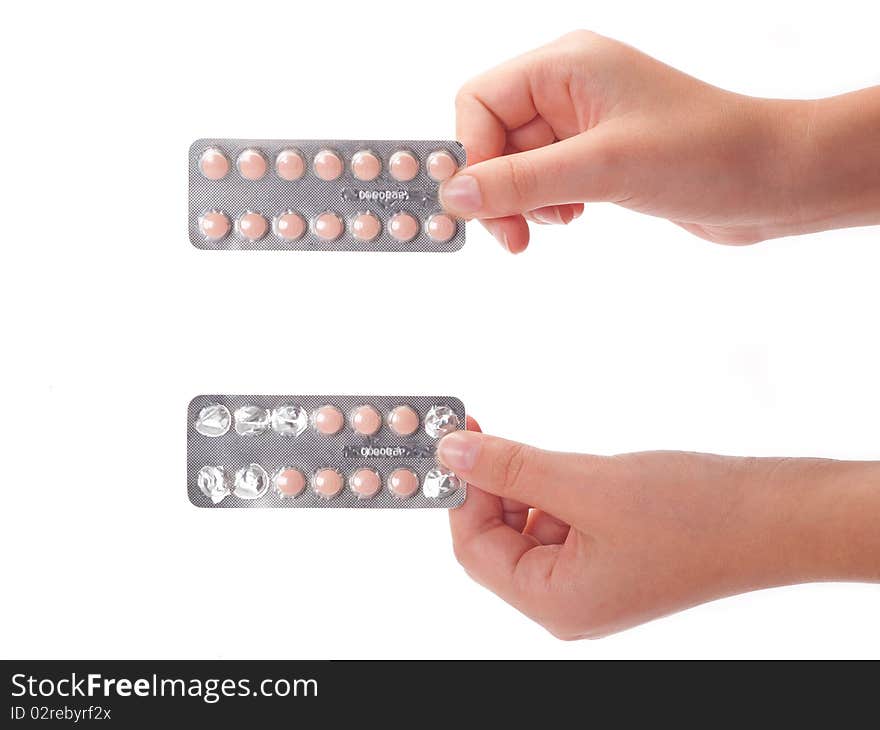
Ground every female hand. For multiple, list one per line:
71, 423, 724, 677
443, 30, 880, 251
441, 419, 880, 638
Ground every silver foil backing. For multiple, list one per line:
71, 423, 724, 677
189, 139, 466, 252
188, 394, 467, 509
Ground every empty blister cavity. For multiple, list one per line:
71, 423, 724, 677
423, 467, 462, 499
275, 148, 305, 181
273, 467, 307, 498
237, 148, 268, 181
424, 405, 460, 438
271, 405, 308, 437
313, 149, 343, 181
234, 463, 270, 499
194, 404, 231, 437
198, 466, 230, 504
234, 406, 270, 435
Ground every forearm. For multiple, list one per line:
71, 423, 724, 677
755, 457, 880, 586
774, 87, 880, 235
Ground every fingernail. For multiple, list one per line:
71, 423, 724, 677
532, 208, 564, 225
437, 431, 481, 472
439, 174, 482, 216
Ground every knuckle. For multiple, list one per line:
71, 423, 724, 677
454, 86, 474, 109
560, 29, 600, 46
555, 29, 604, 59
554, 29, 625, 77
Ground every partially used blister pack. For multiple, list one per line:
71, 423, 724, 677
189, 139, 466, 252
188, 394, 467, 509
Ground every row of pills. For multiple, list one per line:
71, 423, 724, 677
198, 146, 459, 183
194, 403, 461, 439
197, 463, 461, 503
197, 209, 457, 244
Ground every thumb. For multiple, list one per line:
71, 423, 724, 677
439, 132, 618, 219
437, 430, 603, 523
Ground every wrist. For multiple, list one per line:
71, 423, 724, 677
767, 90, 880, 236
752, 458, 880, 585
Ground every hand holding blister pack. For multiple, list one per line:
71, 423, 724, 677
189, 139, 466, 252
188, 395, 467, 509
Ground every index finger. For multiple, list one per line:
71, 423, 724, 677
455, 54, 539, 164
449, 416, 541, 603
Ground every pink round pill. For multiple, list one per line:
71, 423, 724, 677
351, 212, 381, 241
313, 468, 343, 500
313, 149, 343, 181
198, 211, 231, 241
351, 405, 381, 436
426, 150, 458, 181
349, 468, 381, 499
388, 150, 419, 181
275, 149, 305, 181
351, 150, 381, 181
274, 211, 306, 241
388, 405, 419, 436
388, 212, 419, 242
426, 213, 457, 243
237, 212, 268, 241
313, 211, 344, 241
237, 148, 268, 181
388, 468, 419, 499
198, 147, 229, 180
312, 405, 344, 435
274, 468, 306, 498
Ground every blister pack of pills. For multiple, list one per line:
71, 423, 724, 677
188, 394, 467, 509
189, 139, 466, 252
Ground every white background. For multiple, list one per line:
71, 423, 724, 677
2, 0, 878, 659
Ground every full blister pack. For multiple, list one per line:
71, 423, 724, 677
189, 139, 466, 252
188, 394, 466, 509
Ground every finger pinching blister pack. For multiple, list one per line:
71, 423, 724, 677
188, 395, 467, 509
189, 139, 466, 252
